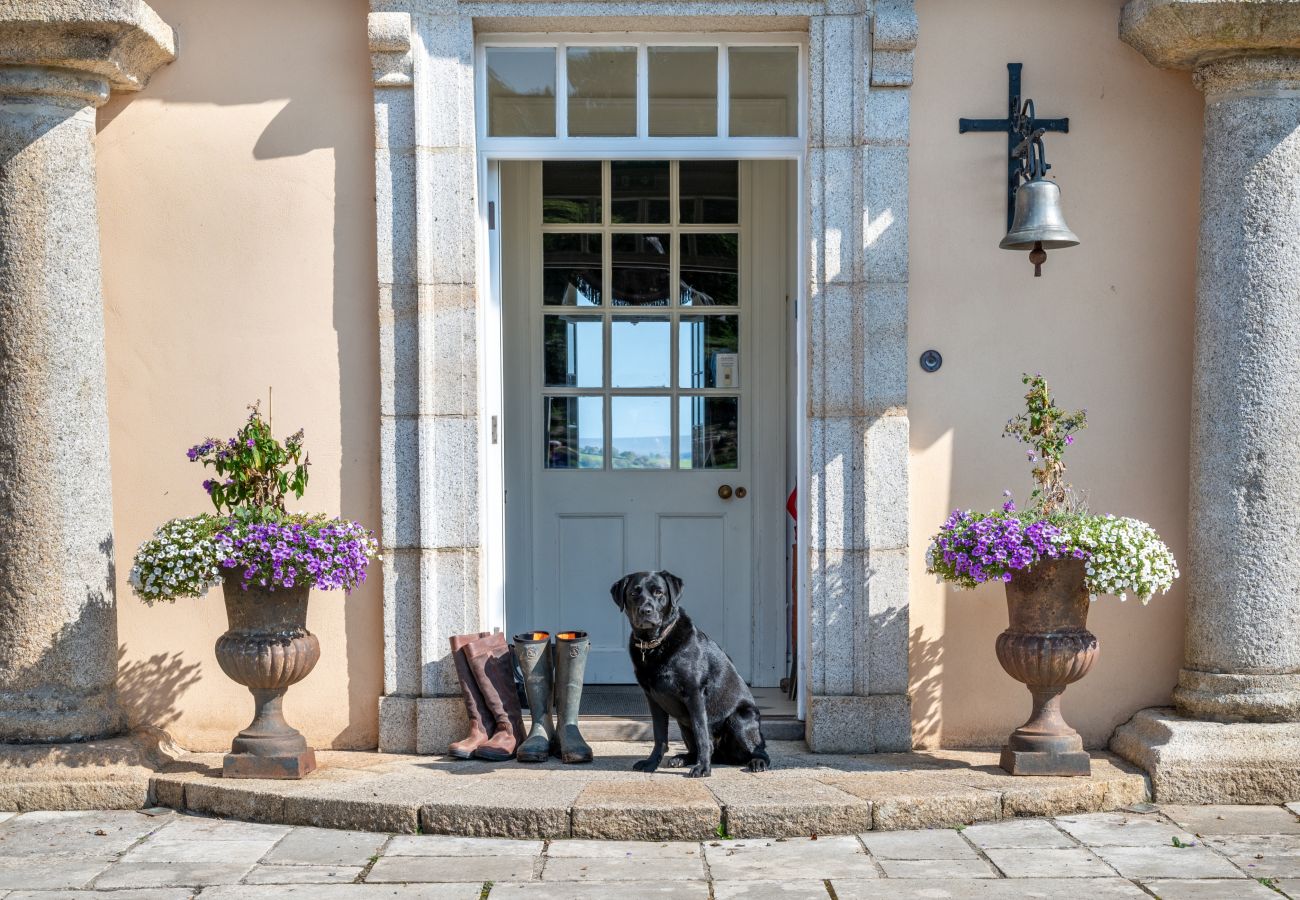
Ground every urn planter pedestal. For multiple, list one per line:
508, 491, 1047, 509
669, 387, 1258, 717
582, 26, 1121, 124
996, 558, 1098, 776
215, 576, 320, 779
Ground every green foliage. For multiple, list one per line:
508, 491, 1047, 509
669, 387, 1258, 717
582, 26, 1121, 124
188, 402, 309, 521
1002, 373, 1087, 514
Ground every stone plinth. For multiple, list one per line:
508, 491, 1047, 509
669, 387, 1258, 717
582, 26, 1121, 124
0, 2, 174, 743
1113, 0, 1300, 800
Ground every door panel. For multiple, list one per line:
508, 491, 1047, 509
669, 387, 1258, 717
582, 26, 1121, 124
503, 159, 786, 685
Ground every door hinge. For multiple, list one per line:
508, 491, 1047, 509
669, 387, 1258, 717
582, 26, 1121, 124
488, 201, 496, 231
491, 415, 499, 444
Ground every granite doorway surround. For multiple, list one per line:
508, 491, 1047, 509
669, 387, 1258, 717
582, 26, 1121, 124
368, 0, 917, 755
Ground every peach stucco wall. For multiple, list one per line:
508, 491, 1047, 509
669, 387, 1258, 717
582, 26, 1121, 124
95, 0, 1201, 751
97, 0, 381, 750
909, 0, 1203, 748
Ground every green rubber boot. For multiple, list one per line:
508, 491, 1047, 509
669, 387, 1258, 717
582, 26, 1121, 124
511, 632, 555, 763
554, 631, 593, 764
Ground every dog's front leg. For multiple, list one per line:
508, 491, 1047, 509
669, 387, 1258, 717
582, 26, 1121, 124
683, 692, 712, 778
632, 696, 670, 772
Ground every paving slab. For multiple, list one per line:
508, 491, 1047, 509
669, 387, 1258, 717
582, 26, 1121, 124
366, 853, 538, 882
820, 772, 1000, 830
546, 839, 701, 858
962, 818, 1074, 849
571, 778, 720, 841
982, 846, 1115, 878
6, 892, 193, 900
859, 828, 978, 859
1139, 879, 1280, 899
114, 836, 278, 864
91, 860, 255, 888
262, 826, 386, 865
1092, 843, 1244, 879
1053, 810, 1197, 846
203, 886, 483, 899
491, 884, 709, 899
0, 860, 113, 892
152, 814, 289, 841
1162, 805, 1300, 835
388, 834, 543, 856
542, 855, 708, 881
1203, 834, 1300, 878
712, 883, 832, 898
1279, 878, 1300, 897
833, 878, 1148, 898
0, 810, 167, 858
703, 836, 879, 881
876, 858, 998, 878
244, 864, 366, 883
709, 776, 871, 838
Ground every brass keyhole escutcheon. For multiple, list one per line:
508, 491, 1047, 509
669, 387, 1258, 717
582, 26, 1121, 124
735, 486, 748, 499
717, 484, 733, 500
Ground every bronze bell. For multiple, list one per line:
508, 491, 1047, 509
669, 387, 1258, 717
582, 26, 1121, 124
1000, 176, 1079, 276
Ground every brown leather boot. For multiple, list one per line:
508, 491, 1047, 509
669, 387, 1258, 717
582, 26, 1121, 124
464, 633, 527, 761
448, 631, 492, 759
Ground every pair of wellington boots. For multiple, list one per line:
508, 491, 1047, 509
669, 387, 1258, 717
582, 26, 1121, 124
511, 631, 593, 764
449, 632, 528, 761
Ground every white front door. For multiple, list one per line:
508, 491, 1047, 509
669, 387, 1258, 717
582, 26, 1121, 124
502, 159, 788, 684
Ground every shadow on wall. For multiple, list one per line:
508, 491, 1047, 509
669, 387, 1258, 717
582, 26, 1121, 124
909, 625, 942, 748
118, 644, 202, 731
97, 0, 381, 749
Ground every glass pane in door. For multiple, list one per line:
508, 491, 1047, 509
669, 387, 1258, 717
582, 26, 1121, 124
680, 161, 739, 224
543, 234, 603, 306
543, 161, 602, 224
611, 316, 671, 388
611, 396, 672, 469
545, 396, 604, 469
680, 233, 739, 306
611, 233, 670, 307
611, 161, 670, 223
544, 315, 603, 387
679, 396, 739, 469
679, 316, 739, 388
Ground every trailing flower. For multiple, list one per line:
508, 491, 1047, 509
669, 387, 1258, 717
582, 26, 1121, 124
927, 375, 1179, 603
128, 515, 226, 605
214, 516, 379, 593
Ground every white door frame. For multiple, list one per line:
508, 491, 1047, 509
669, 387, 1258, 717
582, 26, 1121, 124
475, 35, 809, 713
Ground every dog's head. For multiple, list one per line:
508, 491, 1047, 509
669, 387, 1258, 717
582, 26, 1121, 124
610, 570, 684, 637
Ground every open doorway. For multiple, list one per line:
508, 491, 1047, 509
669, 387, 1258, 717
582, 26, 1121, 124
496, 159, 797, 720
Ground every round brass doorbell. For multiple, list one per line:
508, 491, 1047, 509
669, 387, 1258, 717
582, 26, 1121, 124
735, 486, 748, 498
718, 485, 733, 499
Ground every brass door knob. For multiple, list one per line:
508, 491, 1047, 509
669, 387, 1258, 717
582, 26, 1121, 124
718, 484, 733, 499
735, 486, 747, 498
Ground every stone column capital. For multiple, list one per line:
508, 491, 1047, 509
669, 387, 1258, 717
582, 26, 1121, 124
0, 0, 175, 98
1121, 0, 1300, 70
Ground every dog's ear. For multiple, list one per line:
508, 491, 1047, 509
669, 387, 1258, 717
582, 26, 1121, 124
659, 571, 685, 607
610, 574, 633, 612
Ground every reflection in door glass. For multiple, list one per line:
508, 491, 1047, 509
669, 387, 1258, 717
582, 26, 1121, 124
680, 233, 739, 306
611, 396, 671, 469
543, 234, 602, 306
611, 317, 671, 388
545, 396, 604, 469
679, 316, 739, 388
611, 161, 670, 223
612, 233, 670, 307
543, 161, 602, 224
679, 396, 738, 469
544, 315, 603, 388
679, 161, 739, 224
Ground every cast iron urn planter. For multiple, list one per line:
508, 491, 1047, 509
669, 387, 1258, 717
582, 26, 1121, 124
215, 574, 320, 778
995, 558, 1098, 776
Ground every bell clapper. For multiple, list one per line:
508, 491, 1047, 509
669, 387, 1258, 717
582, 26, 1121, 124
1030, 241, 1047, 277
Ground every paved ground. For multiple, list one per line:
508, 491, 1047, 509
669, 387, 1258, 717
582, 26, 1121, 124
0, 803, 1297, 898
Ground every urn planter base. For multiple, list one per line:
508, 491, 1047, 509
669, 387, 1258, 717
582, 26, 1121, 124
224, 748, 317, 779
1000, 746, 1091, 777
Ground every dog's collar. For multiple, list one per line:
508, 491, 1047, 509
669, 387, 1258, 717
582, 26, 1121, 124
632, 616, 679, 662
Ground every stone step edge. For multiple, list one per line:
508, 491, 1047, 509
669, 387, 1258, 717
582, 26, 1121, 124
148, 764, 1150, 840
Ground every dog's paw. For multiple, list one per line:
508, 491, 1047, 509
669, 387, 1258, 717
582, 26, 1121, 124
685, 764, 712, 778
632, 758, 660, 773
663, 754, 693, 769
746, 757, 771, 773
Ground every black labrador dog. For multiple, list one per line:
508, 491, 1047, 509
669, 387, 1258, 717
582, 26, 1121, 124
611, 571, 770, 777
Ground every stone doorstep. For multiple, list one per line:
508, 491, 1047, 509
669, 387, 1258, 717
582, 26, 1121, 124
132, 742, 1150, 841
